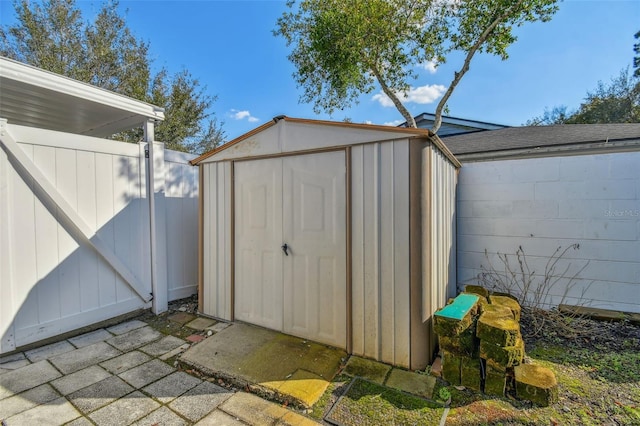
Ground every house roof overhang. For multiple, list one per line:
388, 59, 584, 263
441, 124, 640, 162
0, 57, 164, 137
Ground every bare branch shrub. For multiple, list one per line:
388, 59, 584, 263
476, 244, 593, 338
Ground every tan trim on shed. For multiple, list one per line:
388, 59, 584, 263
198, 164, 204, 313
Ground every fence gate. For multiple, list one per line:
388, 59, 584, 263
0, 121, 198, 353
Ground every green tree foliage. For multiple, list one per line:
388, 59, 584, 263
275, 0, 559, 132
528, 69, 640, 125
528, 31, 640, 126
0, 0, 225, 153
525, 106, 570, 126
566, 68, 639, 124
633, 30, 639, 78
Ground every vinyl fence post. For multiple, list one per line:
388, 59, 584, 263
144, 120, 168, 314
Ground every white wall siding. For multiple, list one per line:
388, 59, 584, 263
457, 152, 640, 313
351, 140, 411, 367
201, 162, 232, 320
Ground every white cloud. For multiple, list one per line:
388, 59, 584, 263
231, 109, 259, 122
372, 84, 447, 107
419, 60, 439, 74
383, 119, 404, 127
364, 120, 373, 125
372, 93, 397, 108
407, 84, 447, 103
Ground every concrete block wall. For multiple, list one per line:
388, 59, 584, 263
457, 151, 640, 314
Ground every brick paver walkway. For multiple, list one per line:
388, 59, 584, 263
0, 319, 317, 425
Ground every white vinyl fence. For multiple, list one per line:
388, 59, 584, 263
0, 121, 198, 353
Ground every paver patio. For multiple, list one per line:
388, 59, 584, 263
0, 319, 319, 425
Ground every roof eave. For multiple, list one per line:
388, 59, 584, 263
454, 138, 640, 162
0, 57, 165, 123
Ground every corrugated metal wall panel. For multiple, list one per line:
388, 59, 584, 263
425, 147, 457, 324
351, 139, 411, 367
202, 162, 232, 320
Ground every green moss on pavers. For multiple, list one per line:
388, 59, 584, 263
324, 378, 444, 425
491, 292, 519, 301
343, 356, 391, 385
441, 351, 462, 385
480, 303, 515, 319
385, 368, 436, 399
460, 356, 481, 391
476, 311, 521, 346
480, 339, 524, 368
484, 364, 507, 396
514, 363, 558, 407
465, 285, 489, 298
489, 295, 522, 322
438, 325, 479, 358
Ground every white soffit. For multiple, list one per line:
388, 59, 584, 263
0, 57, 164, 137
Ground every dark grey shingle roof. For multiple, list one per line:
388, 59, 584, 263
441, 124, 640, 155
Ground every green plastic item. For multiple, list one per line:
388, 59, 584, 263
435, 293, 480, 320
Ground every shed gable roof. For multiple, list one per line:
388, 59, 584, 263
191, 116, 459, 167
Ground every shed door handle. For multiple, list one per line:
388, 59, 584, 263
281, 243, 289, 256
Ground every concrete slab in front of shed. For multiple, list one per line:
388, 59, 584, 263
179, 323, 346, 407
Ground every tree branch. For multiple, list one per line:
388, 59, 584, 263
431, 0, 526, 134
371, 63, 417, 127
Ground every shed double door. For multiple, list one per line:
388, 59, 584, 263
234, 151, 347, 348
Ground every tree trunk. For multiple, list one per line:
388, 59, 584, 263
431, 0, 526, 134
371, 64, 417, 128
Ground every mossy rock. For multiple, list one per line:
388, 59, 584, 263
438, 323, 479, 357
491, 291, 519, 302
460, 356, 481, 391
484, 364, 507, 396
489, 295, 521, 322
434, 314, 473, 338
479, 303, 514, 319
476, 311, 521, 346
514, 363, 558, 407
480, 338, 524, 368
441, 350, 462, 385
464, 285, 489, 298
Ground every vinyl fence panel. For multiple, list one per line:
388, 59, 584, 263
0, 122, 198, 353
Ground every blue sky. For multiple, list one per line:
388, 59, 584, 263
1, 0, 638, 140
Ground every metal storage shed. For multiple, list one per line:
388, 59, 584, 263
191, 116, 460, 369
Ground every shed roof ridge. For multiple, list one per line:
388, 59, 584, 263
190, 116, 435, 165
